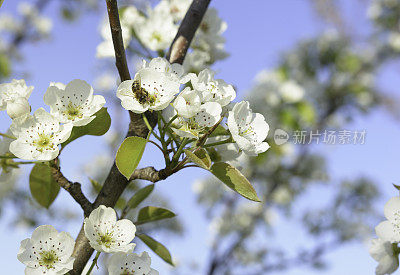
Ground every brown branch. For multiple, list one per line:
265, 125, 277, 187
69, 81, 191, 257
70, 0, 212, 273
50, 167, 93, 217
105, 0, 131, 82
166, 0, 211, 64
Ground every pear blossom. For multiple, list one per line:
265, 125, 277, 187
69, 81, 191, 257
188, 69, 236, 107
227, 101, 269, 156
134, 8, 177, 52
9, 108, 72, 161
108, 251, 159, 275
117, 58, 181, 113
44, 79, 105, 126
173, 87, 201, 118
0, 79, 33, 119
96, 18, 131, 58
376, 197, 400, 243
369, 238, 399, 275
172, 102, 222, 139
17, 225, 75, 275
154, 0, 191, 22
84, 205, 136, 253
192, 8, 229, 63
183, 49, 211, 72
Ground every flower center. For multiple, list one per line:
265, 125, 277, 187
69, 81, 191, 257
239, 125, 257, 141
120, 269, 135, 275
33, 134, 54, 152
39, 250, 59, 269
151, 31, 162, 42
64, 102, 83, 120
97, 232, 115, 248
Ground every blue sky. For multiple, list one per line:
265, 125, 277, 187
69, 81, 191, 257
0, 0, 399, 274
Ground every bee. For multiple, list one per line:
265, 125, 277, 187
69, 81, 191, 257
131, 78, 156, 105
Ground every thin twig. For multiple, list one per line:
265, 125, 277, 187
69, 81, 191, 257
50, 166, 93, 217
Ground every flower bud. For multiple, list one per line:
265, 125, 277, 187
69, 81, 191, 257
6, 97, 30, 119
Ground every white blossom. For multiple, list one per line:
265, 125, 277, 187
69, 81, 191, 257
227, 101, 269, 156
84, 205, 136, 253
9, 108, 72, 161
369, 238, 399, 275
0, 79, 33, 119
376, 197, 400, 243
173, 87, 201, 118
17, 225, 75, 275
108, 251, 159, 275
172, 102, 222, 139
154, 0, 191, 22
135, 8, 177, 52
183, 49, 211, 72
96, 18, 131, 58
44, 79, 105, 126
188, 69, 236, 106
117, 58, 182, 113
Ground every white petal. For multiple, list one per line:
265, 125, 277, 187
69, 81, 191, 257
384, 197, 400, 221
376, 220, 400, 243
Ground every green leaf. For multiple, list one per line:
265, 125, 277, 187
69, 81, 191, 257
0, 54, 10, 77
29, 163, 60, 208
116, 136, 147, 180
209, 125, 230, 137
138, 234, 174, 266
89, 178, 102, 193
210, 162, 260, 202
62, 108, 111, 147
136, 206, 176, 225
126, 184, 154, 209
184, 148, 211, 170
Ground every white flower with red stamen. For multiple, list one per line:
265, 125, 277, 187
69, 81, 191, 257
173, 87, 201, 118
187, 69, 236, 107
116, 58, 181, 113
9, 108, 72, 161
84, 205, 136, 253
227, 101, 269, 156
172, 102, 222, 139
17, 225, 75, 275
44, 79, 105, 127
108, 251, 159, 275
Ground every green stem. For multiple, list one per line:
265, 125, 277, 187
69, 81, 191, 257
0, 133, 16, 139
86, 251, 101, 275
163, 114, 178, 130
0, 155, 16, 159
203, 137, 233, 148
142, 113, 161, 140
171, 138, 189, 164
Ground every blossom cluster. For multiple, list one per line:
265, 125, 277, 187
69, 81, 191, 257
0, 79, 105, 161
96, 0, 228, 72
370, 196, 400, 274
17, 205, 158, 274
116, 57, 270, 157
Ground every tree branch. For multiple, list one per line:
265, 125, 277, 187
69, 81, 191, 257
51, 167, 93, 217
166, 0, 211, 64
70, 0, 212, 273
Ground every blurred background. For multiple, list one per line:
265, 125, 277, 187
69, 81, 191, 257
1, 0, 400, 274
